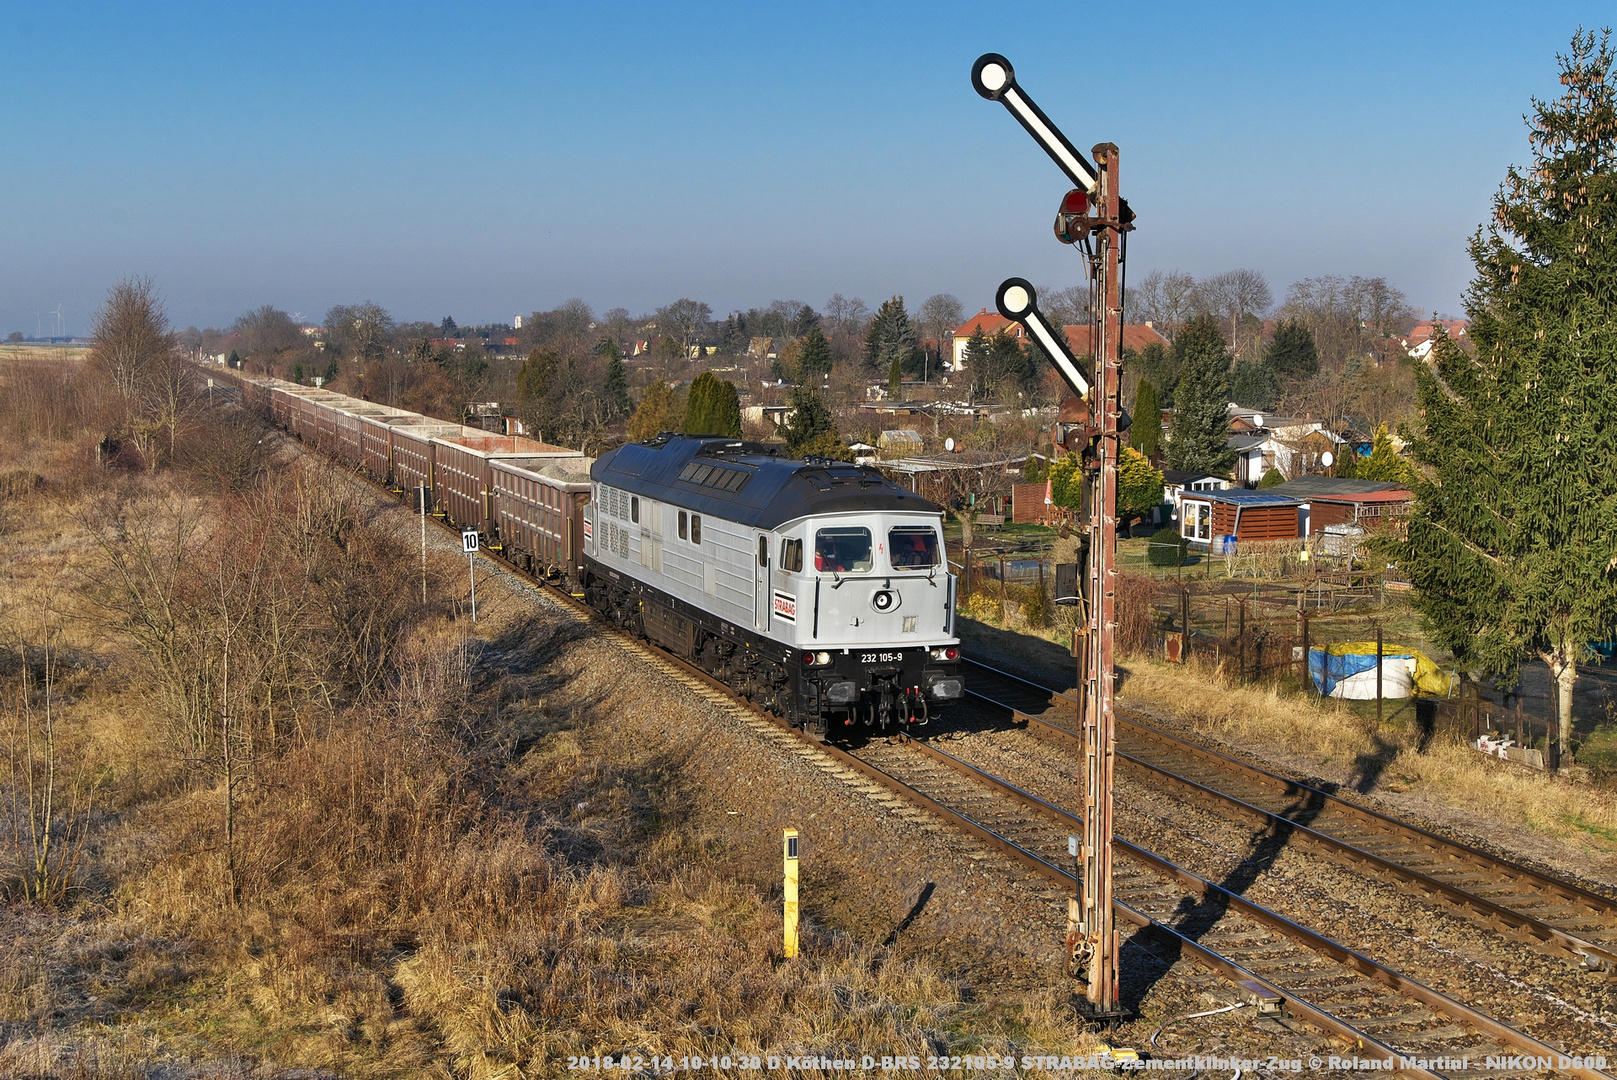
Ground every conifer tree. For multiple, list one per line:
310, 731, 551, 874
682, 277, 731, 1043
603, 352, 630, 419
1165, 315, 1237, 476
627, 380, 680, 441
1262, 320, 1320, 381
1334, 445, 1358, 478
682, 371, 741, 436
1116, 447, 1166, 530
1228, 359, 1278, 410
796, 324, 832, 383
1132, 379, 1162, 458
888, 355, 902, 401
1358, 423, 1415, 485
863, 296, 917, 373
1402, 29, 1617, 764
775, 386, 849, 459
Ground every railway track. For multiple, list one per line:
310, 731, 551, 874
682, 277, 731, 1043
844, 735, 1606, 1078
483, 572, 1607, 1076
959, 656, 1617, 975
233, 392, 1610, 1077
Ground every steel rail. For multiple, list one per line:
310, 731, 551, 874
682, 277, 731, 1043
897, 737, 1611, 1080
967, 683, 1617, 970
962, 656, 1617, 921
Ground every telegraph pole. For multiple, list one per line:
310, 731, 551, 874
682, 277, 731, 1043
975, 53, 1132, 1021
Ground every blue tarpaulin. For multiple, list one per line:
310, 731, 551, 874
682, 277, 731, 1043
1308, 643, 1453, 699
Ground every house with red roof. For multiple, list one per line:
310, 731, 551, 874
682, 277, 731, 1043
950, 308, 1169, 374
950, 309, 1024, 371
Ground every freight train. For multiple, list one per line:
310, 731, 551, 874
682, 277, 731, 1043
221, 370, 963, 736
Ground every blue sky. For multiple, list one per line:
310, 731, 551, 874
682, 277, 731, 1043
1, 1, 1606, 334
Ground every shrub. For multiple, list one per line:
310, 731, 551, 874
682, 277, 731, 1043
1146, 526, 1187, 566
1258, 466, 1285, 488
1011, 583, 1048, 627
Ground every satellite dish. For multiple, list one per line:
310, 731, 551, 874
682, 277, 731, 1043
1252, 413, 1265, 428
944, 437, 956, 452
1321, 451, 1335, 468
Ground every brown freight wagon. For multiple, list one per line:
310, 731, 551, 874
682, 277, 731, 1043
431, 433, 582, 534
388, 421, 470, 499
490, 457, 593, 582
358, 414, 439, 484
333, 402, 411, 472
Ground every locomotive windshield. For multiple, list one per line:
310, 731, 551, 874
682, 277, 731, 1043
889, 526, 940, 569
814, 527, 872, 573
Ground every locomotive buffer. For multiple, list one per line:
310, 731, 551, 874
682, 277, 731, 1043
974, 53, 1134, 1021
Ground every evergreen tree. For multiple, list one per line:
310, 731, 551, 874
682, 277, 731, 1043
1228, 359, 1278, 410
682, 371, 742, 436
1117, 447, 1166, 530
1359, 423, 1415, 485
1165, 315, 1237, 475
1402, 30, 1617, 764
1132, 380, 1162, 457
1131, 341, 1177, 406
796, 324, 832, 382
603, 353, 630, 419
864, 296, 918, 373
1262, 320, 1320, 381
888, 355, 902, 400
963, 325, 991, 375
776, 386, 849, 458
226, 349, 241, 369
627, 380, 680, 441
1258, 466, 1285, 488
518, 347, 559, 400
1334, 445, 1359, 478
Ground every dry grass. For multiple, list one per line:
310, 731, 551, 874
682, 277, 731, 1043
0, 378, 1102, 1077
1119, 654, 1617, 862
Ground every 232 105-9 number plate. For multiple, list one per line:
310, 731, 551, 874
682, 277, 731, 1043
860, 652, 903, 664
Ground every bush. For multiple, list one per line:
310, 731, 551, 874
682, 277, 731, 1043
1011, 583, 1048, 627
1146, 526, 1187, 566
1258, 466, 1285, 488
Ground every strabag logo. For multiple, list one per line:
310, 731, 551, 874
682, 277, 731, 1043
772, 590, 797, 623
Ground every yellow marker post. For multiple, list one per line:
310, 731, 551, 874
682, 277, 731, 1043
783, 828, 800, 959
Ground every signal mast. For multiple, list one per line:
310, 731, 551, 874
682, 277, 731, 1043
972, 53, 1134, 1020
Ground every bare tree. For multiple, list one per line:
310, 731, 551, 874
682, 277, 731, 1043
1037, 285, 1087, 328
323, 302, 395, 363
231, 306, 303, 359
1127, 270, 1198, 338
1, 603, 95, 905
1194, 269, 1272, 355
1278, 275, 1415, 368
89, 277, 176, 463
654, 299, 712, 358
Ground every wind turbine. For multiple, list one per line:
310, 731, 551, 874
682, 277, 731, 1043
51, 305, 63, 339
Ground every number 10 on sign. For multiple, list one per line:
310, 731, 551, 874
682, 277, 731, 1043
462, 529, 479, 621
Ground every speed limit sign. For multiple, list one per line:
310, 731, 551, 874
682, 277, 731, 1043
461, 529, 479, 553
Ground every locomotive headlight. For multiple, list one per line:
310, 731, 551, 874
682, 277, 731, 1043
871, 589, 899, 613
929, 647, 960, 662
802, 651, 833, 667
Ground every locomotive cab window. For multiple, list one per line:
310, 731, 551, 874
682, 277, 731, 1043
814, 527, 872, 573
678, 511, 687, 540
691, 515, 702, 544
631, 497, 639, 524
781, 537, 803, 573
889, 526, 940, 569
757, 535, 768, 567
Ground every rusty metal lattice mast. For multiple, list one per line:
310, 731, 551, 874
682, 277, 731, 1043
973, 53, 1131, 1020
1074, 142, 1123, 1016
